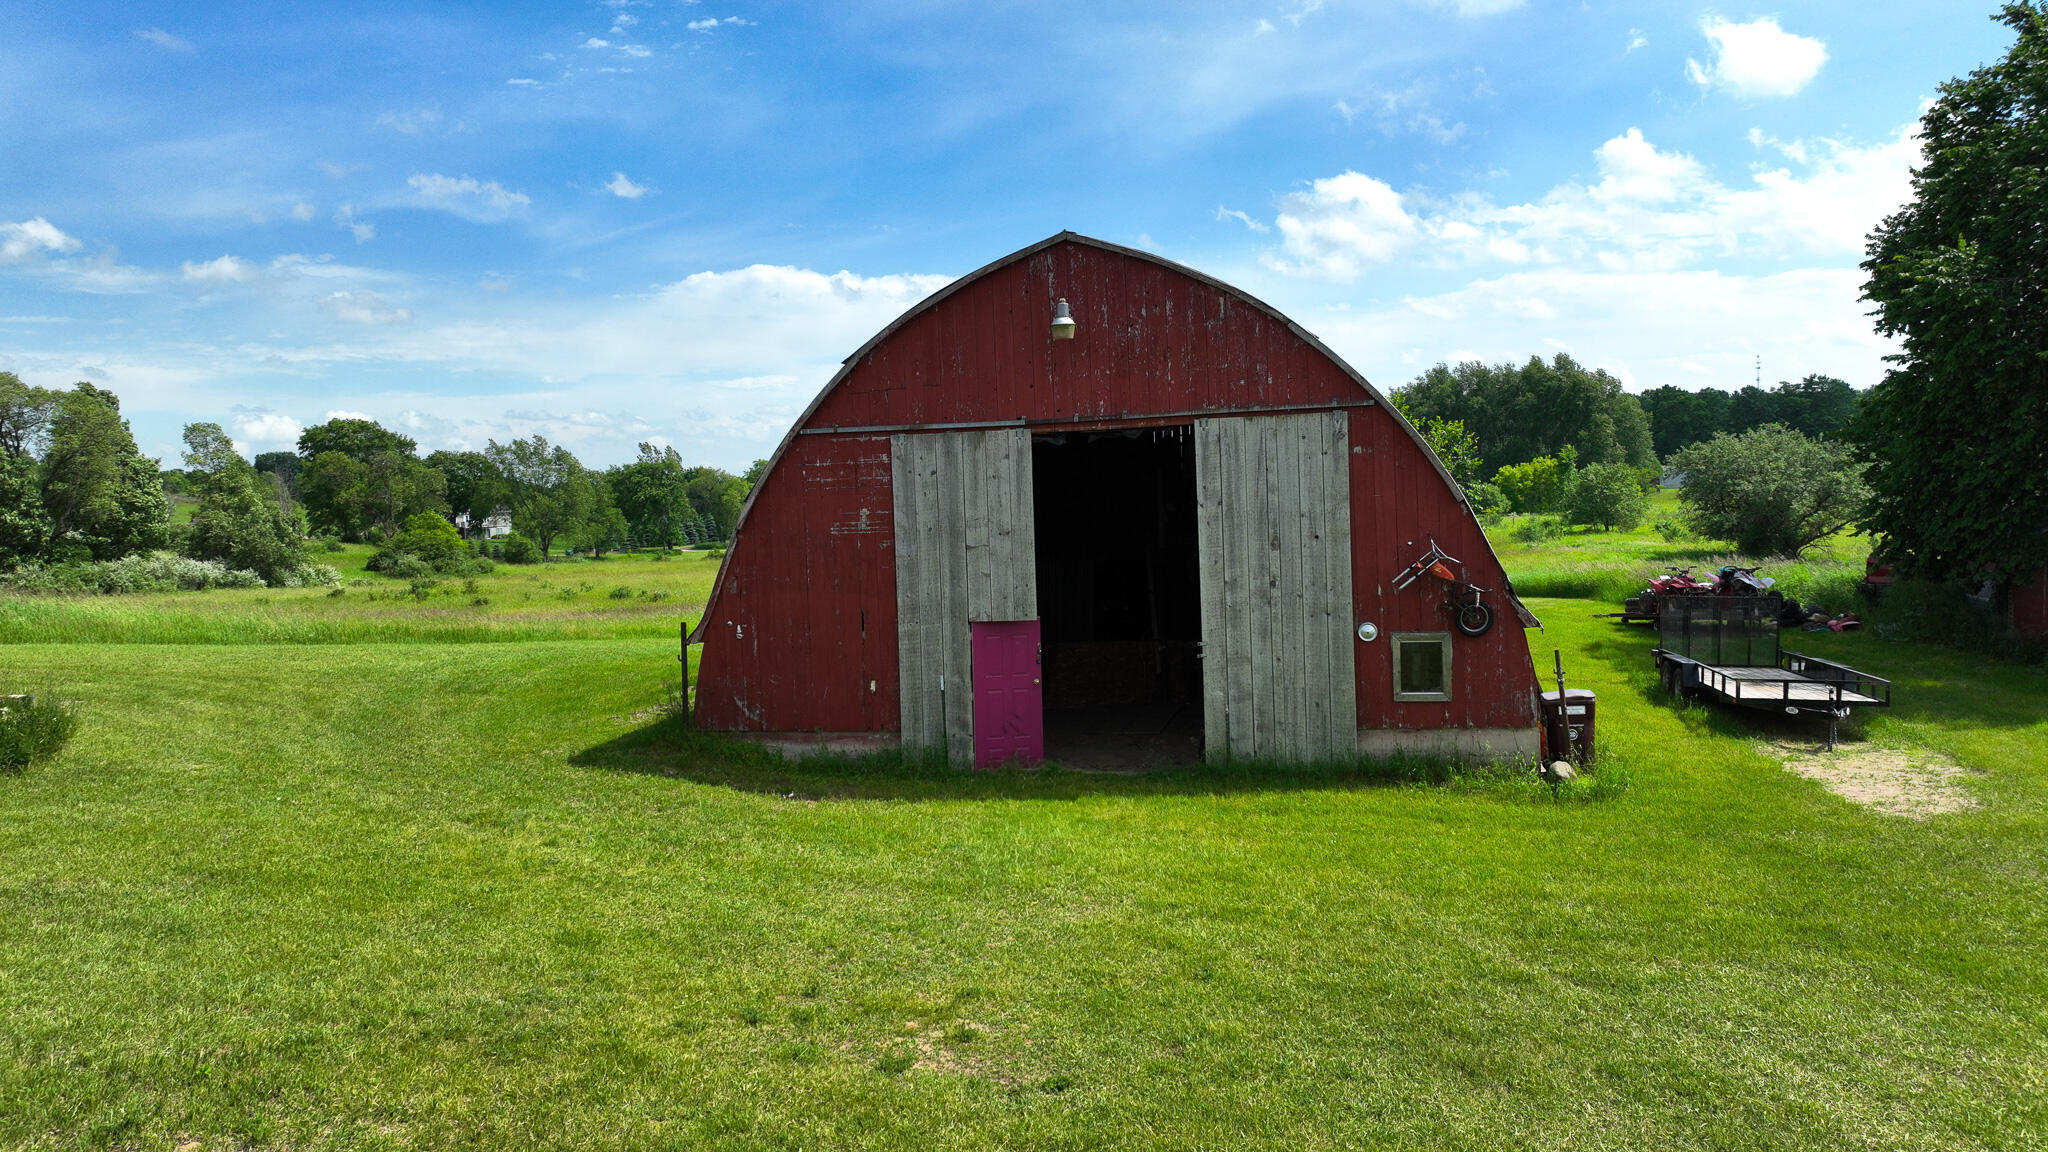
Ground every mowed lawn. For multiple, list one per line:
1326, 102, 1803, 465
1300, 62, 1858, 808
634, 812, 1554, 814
2, 557, 2045, 1148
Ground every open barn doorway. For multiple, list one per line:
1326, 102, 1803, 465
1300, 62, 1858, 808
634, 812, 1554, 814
1031, 426, 1203, 768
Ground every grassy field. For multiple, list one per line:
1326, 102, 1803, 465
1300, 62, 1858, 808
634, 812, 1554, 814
2, 531, 2045, 1150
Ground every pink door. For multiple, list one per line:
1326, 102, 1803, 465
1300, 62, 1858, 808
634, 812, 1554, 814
971, 620, 1043, 768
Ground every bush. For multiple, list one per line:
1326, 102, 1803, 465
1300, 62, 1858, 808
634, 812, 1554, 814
1563, 462, 1650, 532
1670, 424, 1868, 557
1654, 515, 1693, 543
0, 552, 265, 594
1510, 515, 1564, 544
1464, 481, 1509, 522
0, 692, 79, 773
500, 533, 542, 564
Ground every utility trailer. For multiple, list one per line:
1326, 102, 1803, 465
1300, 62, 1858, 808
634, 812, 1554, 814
1653, 596, 1890, 748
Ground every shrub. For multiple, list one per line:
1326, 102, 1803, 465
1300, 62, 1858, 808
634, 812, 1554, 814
1670, 424, 1868, 557
0, 692, 79, 773
383, 554, 433, 579
500, 533, 542, 564
608, 585, 634, 600
0, 552, 265, 594
1464, 481, 1509, 521
1510, 515, 1564, 544
1563, 462, 1650, 532
1491, 453, 1577, 514
1654, 515, 1693, 543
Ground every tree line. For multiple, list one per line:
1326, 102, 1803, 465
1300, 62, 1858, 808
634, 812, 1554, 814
1, 373, 762, 586
1391, 354, 1868, 553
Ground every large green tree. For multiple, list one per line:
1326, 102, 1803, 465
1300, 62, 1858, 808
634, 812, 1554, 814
485, 435, 593, 558
1852, 2, 2048, 587
423, 450, 506, 534
182, 423, 308, 584
607, 443, 691, 549
1671, 425, 1868, 557
295, 417, 444, 539
35, 383, 168, 562
1396, 354, 1654, 474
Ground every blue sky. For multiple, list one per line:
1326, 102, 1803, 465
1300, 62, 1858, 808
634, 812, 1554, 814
0, 1, 2014, 470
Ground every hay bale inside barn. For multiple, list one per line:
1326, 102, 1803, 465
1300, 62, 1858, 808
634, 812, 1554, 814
689, 233, 1542, 766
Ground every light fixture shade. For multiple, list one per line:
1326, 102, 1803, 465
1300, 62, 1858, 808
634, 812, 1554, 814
1050, 298, 1077, 340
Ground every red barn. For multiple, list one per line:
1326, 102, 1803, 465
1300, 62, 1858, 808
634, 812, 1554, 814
689, 233, 1543, 766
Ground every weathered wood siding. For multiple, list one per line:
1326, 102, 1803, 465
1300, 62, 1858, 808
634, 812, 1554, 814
893, 428, 1036, 764
1195, 411, 1356, 761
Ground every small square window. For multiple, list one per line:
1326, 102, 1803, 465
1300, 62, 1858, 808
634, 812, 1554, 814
1392, 632, 1452, 702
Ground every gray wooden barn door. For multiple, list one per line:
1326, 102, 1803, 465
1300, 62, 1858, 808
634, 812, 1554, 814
892, 428, 1037, 766
1194, 411, 1356, 762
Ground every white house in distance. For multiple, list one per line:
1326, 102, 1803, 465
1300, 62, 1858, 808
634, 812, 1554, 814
453, 507, 515, 539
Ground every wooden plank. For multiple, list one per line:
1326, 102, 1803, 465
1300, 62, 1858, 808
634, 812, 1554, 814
1004, 429, 1038, 620
1320, 410, 1357, 759
891, 435, 928, 750
938, 434, 974, 767
1236, 412, 1269, 754
1293, 413, 1324, 759
1194, 419, 1230, 760
964, 427, 994, 621
1227, 417, 1257, 759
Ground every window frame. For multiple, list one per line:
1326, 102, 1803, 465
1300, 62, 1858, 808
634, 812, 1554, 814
1391, 631, 1453, 702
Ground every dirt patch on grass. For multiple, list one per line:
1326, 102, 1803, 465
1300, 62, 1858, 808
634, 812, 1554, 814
1763, 740, 1980, 819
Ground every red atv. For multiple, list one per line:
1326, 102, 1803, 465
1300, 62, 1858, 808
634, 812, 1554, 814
1617, 566, 1717, 624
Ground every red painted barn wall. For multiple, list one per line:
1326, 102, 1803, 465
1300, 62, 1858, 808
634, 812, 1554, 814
1347, 408, 1538, 731
693, 434, 896, 732
693, 236, 1539, 740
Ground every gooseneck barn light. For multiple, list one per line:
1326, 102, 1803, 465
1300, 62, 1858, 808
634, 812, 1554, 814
1050, 298, 1077, 340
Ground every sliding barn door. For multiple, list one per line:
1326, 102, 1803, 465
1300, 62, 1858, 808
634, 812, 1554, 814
1194, 411, 1356, 761
892, 428, 1037, 766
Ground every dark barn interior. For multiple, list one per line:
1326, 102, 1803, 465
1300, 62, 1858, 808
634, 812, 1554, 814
1031, 426, 1203, 766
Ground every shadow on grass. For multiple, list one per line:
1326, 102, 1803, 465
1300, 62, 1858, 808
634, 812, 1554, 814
566, 717, 1611, 805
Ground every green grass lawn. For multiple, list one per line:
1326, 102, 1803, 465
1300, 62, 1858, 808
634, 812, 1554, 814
2, 536, 2045, 1149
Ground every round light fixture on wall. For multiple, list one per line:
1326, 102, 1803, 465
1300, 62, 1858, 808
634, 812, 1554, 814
1356, 622, 1379, 642
1050, 298, 1077, 340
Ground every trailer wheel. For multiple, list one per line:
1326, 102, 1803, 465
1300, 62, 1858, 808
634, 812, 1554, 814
1455, 601, 1494, 637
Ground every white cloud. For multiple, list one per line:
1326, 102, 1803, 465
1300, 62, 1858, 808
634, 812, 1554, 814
320, 290, 411, 325
1309, 265, 1891, 395
507, 77, 540, 86
620, 44, 652, 57
232, 411, 303, 448
1428, 0, 1524, 15
583, 37, 611, 48
375, 107, 442, 134
181, 255, 259, 282
1215, 206, 1270, 233
291, 201, 316, 221
325, 410, 377, 422
135, 27, 194, 52
334, 204, 375, 242
605, 172, 652, 199
408, 174, 532, 223
1270, 171, 1420, 278
686, 16, 754, 31
1686, 18, 1827, 99
1, 218, 82, 261
1264, 122, 1918, 279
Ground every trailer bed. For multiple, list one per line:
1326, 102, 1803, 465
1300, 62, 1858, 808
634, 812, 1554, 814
1698, 664, 1887, 707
